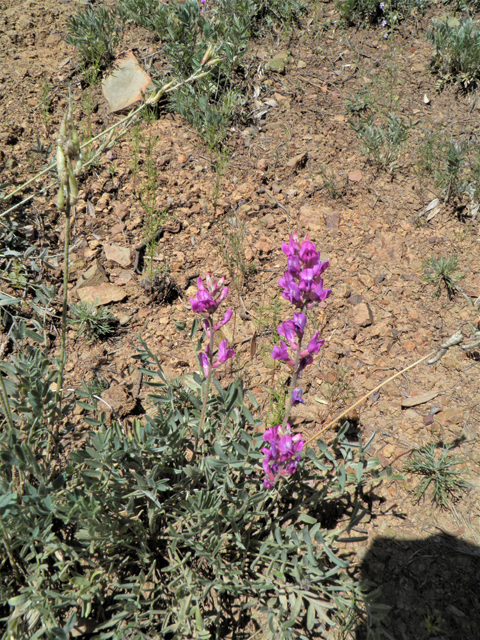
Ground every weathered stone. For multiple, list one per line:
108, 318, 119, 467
104, 243, 131, 267
286, 152, 308, 169
76, 260, 108, 290
352, 302, 374, 327
266, 51, 289, 73
77, 283, 127, 307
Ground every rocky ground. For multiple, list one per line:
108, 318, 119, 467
1, 0, 480, 637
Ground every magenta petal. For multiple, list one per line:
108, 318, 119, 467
213, 308, 233, 331
199, 352, 210, 377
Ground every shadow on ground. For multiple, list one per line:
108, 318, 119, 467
355, 533, 480, 640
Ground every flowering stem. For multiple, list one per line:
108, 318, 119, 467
47, 185, 71, 462
281, 305, 307, 430
194, 318, 215, 457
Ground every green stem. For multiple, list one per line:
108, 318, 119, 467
0, 373, 14, 433
47, 185, 71, 461
194, 318, 215, 457
0, 512, 23, 582
281, 305, 307, 430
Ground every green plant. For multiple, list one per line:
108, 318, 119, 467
65, 5, 123, 73
216, 215, 252, 292
422, 255, 465, 298
349, 113, 414, 172
428, 18, 480, 90
265, 383, 289, 426
38, 81, 52, 129
404, 442, 467, 507
319, 164, 343, 199
68, 302, 118, 342
0, 334, 385, 638
337, 0, 425, 26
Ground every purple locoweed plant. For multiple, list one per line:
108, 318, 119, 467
262, 233, 331, 488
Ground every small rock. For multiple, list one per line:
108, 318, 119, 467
110, 222, 125, 237
257, 240, 272, 255
382, 444, 395, 458
337, 283, 352, 299
76, 260, 108, 290
257, 158, 268, 171
352, 302, 374, 327
261, 214, 276, 229
347, 294, 363, 305
77, 283, 127, 307
265, 51, 289, 73
297, 60, 307, 69
436, 407, 464, 426
178, 154, 188, 164
348, 169, 363, 183
104, 243, 131, 267
115, 270, 133, 285
102, 51, 152, 114
286, 152, 308, 169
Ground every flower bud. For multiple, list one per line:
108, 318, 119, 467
59, 116, 67, 140
57, 144, 68, 185
56, 186, 65, 211
201, 44, 214, 66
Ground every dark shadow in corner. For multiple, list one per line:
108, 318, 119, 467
356, 533, 480, 640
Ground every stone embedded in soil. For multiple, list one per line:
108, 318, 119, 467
103, 243, 131, 267
257, 158, 268, 171
102, 51, 153, 114
256, 239, 272, 255
286, 152, 308, 169
177, 154, 188, 164
348, 169, 363, 182
352, 302, 374, 327
265, 51, 289, 73
436, 407, 464, 426
77, 283, 127, 307
76, 260, 108, 290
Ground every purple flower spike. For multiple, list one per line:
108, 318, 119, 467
261, 423, 305, 488
190, 274, 229, 315
277, 320, 298, 350
292, 389, 305, 405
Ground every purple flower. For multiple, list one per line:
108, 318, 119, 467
281, 234, 300, 257
299, 236, 319, 268
199, 352, 210, 377
381, 19, 387, 27
292, 389, 305, 405
277, 312, 306, 350
213, 308, 233, 331
190, 274, 228, 314
300, 332, 325, 358
272, 341, 295, 366
212, 339, 235, 368
379, 1, 385, 8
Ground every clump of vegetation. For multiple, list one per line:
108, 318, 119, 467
428, 17, 480, 90
422, 255, 465, 298
338, 0, 426, 26
65, 5, 124, 77
404, 442, 467, 507
68, 301, 118, 342
349, 113, 414, 172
